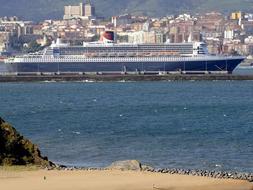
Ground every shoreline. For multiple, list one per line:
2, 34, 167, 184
1, 74, 253, 82
46, 165, 253, 182
1, 162, 253, 182
0, 169, 252, 190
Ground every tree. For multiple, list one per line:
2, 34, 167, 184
23, 41, 44, 53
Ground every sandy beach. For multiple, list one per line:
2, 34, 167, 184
0, 169, 252, 190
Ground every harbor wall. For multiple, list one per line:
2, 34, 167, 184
1, 74, 253, 82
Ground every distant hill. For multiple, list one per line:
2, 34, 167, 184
0, 0, 253, 21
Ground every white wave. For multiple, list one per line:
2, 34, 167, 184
43, 80, 57, 83
83, 80, 95, 83
72, 131, 81, 135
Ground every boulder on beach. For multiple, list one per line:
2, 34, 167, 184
0, 117, 54, 167
107, 160, 142, 171
107, 160, 153, 171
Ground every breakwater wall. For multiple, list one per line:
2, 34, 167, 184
1, 74, 253, 82
51, 165, 253, 182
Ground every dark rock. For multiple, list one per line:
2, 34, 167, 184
154, 168, 163, 173
161, 169, 168, 173
0, 117, 55, 167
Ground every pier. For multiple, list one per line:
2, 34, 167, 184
1, 72, 253, 82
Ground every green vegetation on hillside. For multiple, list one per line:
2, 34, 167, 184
0, 117, 54, 167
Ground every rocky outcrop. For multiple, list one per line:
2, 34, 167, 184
0, 117, 54, 167
107, 160, 142, 171
107, 160, 154, 171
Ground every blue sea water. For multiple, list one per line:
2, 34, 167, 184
0, 81, 253, 173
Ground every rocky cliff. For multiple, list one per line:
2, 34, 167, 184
0, 117, 54, 167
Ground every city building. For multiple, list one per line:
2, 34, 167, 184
2, 8, 253, 57
84, 0, 95, 18
224, 30, 234, 40
231, 11, 245, 20
63, 0, 95, 20
128, 30, 165, 44
0, 31, 11, 53
111, 14, 133, 28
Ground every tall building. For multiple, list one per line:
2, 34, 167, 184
63, 0, 95, 20
64, 3, 84, 20
84, 0, 95, 17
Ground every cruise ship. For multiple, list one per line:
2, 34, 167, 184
1, 31, 245, 74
